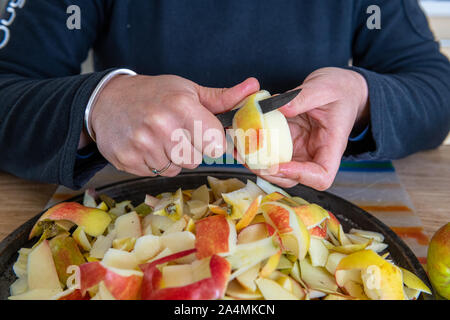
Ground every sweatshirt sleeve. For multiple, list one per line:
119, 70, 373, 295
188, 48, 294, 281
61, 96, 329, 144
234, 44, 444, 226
0, 0, 112, 189
344, 0, 450, 160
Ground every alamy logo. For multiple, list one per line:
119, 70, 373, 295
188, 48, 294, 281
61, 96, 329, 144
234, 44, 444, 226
366, 5, 381, 30
0, 0, 26, 49
66, 5, 81, 30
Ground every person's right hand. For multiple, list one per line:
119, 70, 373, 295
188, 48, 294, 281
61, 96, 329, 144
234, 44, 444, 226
90, 74, 259, 176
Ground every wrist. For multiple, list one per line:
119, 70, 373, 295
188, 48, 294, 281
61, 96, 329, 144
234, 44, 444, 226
350, 70, 370, 133
84, 69, 137, 142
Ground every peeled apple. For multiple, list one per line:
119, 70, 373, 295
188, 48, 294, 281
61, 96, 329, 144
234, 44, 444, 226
232, 90, 293, 170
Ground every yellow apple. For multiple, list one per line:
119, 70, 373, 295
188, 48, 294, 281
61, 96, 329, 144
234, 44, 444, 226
336, 250, 405, 300
232, 91, 293, 170
29, 202, 111, 239
427, 222, 450, 299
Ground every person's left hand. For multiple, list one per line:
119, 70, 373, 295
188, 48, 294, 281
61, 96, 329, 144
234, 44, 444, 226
250, 67, 370, 190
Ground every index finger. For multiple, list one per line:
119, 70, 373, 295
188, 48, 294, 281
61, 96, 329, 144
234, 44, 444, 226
279, 84, 339, 118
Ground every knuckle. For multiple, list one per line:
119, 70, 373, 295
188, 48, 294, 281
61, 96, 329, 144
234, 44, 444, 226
131, 128, 151, 150
167, 94, 193, 109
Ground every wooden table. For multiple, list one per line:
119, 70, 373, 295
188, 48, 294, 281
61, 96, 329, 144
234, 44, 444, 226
0, 146, 449, 242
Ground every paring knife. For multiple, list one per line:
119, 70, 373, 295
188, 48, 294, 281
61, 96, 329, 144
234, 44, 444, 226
216, 89, 301, 128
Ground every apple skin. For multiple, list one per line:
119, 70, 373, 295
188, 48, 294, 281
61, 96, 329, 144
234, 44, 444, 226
49, 234, 85, 285
79, 261, 107, 295
326, 211, 341, 237
29, 202, 111, 239
427, 222, 450, 299
195, 215, 235, 259
79, 261, 143, 300
57, 288, 90, 300
103, 268, 143, 300
310, 224, 327, 239
140, 249, 231, 300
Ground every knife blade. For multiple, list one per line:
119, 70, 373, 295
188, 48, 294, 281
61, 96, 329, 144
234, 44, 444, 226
216, 88, 301, 128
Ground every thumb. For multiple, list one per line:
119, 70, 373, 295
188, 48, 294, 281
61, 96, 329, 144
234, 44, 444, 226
197, 77, 260, 114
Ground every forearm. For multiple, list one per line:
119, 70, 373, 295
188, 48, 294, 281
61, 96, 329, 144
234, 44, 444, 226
0, 71, 114, 188
345, 65, 450, 160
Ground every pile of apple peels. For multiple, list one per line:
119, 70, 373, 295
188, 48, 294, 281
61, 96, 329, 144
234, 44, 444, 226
8, 176, 432, 300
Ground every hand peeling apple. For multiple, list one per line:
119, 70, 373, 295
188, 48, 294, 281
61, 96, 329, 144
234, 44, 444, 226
8, 177, 431, 300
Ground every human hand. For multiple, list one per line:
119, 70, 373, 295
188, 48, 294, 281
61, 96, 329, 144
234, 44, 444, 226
254, 67, 369, 190
90, 74, 259, 176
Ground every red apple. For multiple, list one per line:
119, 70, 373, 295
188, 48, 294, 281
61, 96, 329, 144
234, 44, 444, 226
103, 267, 143, 300
29, 202, 111, 239
195, 215, 236, 259
79, 261, 106, 295
79, 261, 143, 300
140, 249, 230, 300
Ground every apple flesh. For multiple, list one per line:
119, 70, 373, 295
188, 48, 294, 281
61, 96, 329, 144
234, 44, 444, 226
102, 248, 139, 270
227, 236, 279, 279
236, 263, 260, 292
299, 257, 338, 292
255, 277, 299, 300
160, 231, 196, 264
207, 176, 246, 201
232, 90, 293, 170
226, 279, 263, 299
152, 188, 184, 221
27, 240, 63, 292
222, 179, 265, 219
133, 235, 162, 263
237, 223, 272, 244
29, 202, 111, 239
427, 222, 450, 299
114, 211, 142, 239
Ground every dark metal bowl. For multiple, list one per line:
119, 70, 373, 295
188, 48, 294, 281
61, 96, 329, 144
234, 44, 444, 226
0, 172, 434, 299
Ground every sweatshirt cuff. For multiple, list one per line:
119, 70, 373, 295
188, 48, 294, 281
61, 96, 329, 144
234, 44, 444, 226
343, 66, 380, 159
349, 125, 370, 142
60, 69, 117, 189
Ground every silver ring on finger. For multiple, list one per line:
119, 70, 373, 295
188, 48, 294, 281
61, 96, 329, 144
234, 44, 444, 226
149, 161, 172, 176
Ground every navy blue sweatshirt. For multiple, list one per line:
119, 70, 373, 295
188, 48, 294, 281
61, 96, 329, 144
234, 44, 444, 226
0, 0, 449, 189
